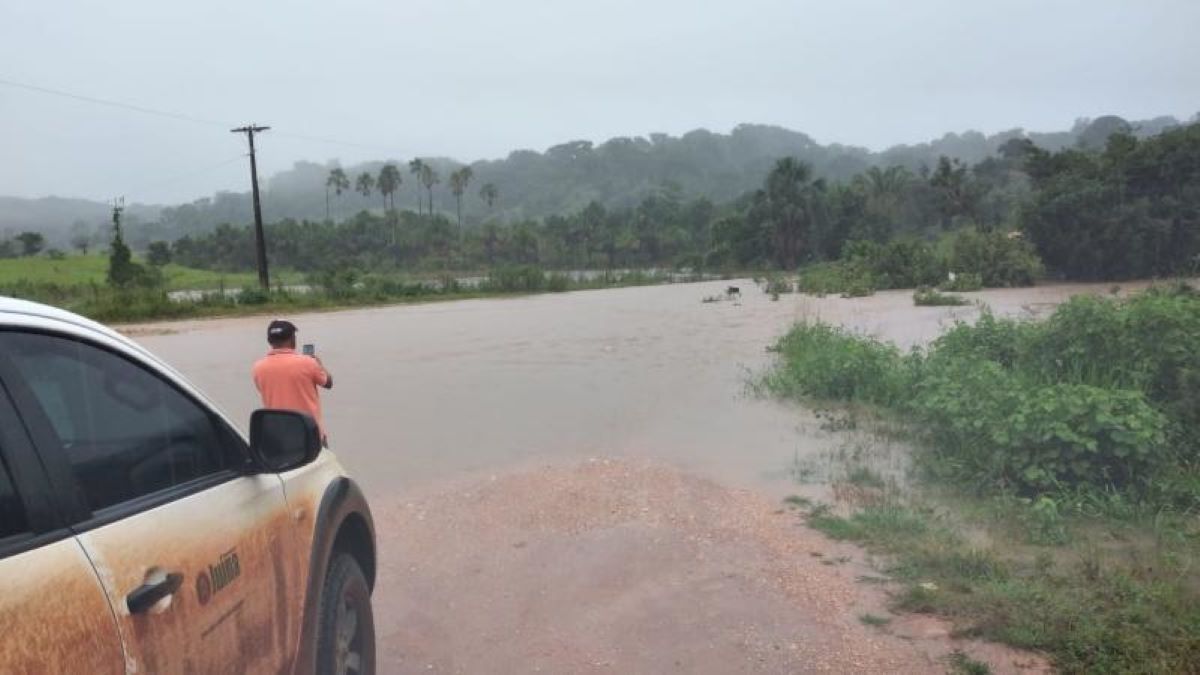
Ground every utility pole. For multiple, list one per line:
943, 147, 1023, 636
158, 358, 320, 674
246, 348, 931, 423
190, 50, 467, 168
111, 197, 124, 233
231, 124, 271, 290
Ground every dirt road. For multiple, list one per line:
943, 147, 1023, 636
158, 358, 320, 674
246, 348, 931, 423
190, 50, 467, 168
127, 280, 1107, 673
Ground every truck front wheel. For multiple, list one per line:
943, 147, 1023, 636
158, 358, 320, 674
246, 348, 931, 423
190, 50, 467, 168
316, 552, 376, 675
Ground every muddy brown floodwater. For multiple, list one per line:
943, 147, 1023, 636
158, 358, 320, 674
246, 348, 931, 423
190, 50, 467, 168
127, 280, 1128, 673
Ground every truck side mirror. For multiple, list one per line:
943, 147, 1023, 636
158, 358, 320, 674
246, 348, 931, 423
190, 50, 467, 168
249, 409, 321, 473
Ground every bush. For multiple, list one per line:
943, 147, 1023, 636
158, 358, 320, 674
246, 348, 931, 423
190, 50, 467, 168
765, 323, 910, 407
933, 311, 1028, 367
308, 268, 360, 299
796, 261, 872, 296
912, 356, 1168, 492
768, 287, 1199, 496
947, 229, 1043, 287
237, 285, 271, 305
482, 265, 547, 293
1023, 288, 1200, 439
853, 238, 946, 289
913, 287, 969, 306
939, 272, 983, 292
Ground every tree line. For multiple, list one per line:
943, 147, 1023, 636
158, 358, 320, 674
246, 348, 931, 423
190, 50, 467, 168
166, 121, 1200, 282
37, 113, 1168, 245
24, 120, 1198, 287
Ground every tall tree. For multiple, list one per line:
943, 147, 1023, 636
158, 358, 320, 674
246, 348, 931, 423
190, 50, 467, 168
749, 157, 827, 268
107, 208, 138, 287
326, 168, 350, 221
146, 241, 172, 267
929, 156, 979, 227
15, 231, 44, 257
377, 163, 401, 211
355, 172, 375, 204
479, 182, 499, 211
420, 164, 440, 218
449, 166, 474, 232
409, 159, 426, 216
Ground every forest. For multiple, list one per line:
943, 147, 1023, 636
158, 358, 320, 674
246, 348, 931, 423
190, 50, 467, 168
157, 121, 1200, 286
1, 114, 1190, 246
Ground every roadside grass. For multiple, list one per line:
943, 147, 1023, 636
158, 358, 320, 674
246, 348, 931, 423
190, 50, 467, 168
1, 266, 705, 324
0, 253, 298, 290
766, 284, 1200, 672
799, 494, 1200, 672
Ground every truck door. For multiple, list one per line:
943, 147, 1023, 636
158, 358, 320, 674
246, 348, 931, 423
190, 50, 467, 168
0, 330, 303, 674
0, 367, 124, 674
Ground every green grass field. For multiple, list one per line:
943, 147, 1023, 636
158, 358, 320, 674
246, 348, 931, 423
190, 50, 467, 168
0, 254, 298, 291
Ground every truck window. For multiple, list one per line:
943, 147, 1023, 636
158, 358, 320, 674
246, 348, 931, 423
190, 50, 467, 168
0, 332, 244, 513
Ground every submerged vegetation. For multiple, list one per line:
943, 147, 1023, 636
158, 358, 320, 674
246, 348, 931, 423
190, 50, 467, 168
912, 287, 969, 306
767, 285, 1200, 672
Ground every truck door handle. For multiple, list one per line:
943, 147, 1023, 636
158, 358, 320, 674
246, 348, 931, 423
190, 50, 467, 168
126, 571, 184, 614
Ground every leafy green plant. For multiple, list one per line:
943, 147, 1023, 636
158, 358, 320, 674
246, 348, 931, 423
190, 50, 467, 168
947, 229, 1042, 287
764, 323, 909, 407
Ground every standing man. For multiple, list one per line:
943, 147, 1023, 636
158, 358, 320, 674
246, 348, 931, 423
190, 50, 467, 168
252, 319, 333, 445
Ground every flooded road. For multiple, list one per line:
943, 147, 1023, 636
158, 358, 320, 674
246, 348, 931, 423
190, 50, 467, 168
132, 279, 1126, 498
126, 280, 1112, 673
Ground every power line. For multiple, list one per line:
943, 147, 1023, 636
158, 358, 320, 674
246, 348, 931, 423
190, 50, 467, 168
121, 154, 246, 202
0, 76, 232, 129
271, 129, 407, 156
1, 75, 413, 158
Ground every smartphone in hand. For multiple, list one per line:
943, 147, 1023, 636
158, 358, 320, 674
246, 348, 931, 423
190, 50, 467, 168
302, 343, 315, 356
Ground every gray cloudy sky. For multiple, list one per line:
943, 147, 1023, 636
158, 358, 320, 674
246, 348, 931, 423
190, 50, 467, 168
2, 0, 1198, 204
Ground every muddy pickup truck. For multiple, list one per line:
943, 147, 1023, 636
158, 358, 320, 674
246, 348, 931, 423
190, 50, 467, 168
0, 297, 376, 674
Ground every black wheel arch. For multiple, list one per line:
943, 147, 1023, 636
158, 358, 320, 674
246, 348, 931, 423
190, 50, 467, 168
293, 476, 376, 675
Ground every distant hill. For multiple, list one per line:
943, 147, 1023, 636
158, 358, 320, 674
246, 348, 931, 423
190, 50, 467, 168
2, 114, 1191, 248
0, 196, 161, 248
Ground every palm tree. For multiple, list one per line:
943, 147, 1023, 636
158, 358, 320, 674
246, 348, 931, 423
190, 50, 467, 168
448, 166, 474, 232
355, 172, 375, 204
479, 182, 499, 211
408, 159, 426, 216
854, 165, 912, 233
420, 164, 440, 218
377, 163, 401, 211
759, 157, 825, 269
326, 168, 350, 221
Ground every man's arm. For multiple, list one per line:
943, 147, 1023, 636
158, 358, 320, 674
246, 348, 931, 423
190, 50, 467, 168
313, 355, 333, 389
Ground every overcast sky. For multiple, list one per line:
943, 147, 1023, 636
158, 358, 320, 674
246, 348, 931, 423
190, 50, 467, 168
2, 0, 1198, 204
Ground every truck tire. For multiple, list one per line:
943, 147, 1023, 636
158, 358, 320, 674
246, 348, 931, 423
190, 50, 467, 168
316, 553, 375, 675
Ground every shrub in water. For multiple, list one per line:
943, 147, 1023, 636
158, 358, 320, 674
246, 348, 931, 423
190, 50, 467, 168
947, 229, 1043, 287
913, 287, 969, 306
766, 323, 908, 407
939, 272, 983, 292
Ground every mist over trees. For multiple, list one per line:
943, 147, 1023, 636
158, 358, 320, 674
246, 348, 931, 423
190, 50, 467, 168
3, 114, 1192, 248
164, 120, 1200, 287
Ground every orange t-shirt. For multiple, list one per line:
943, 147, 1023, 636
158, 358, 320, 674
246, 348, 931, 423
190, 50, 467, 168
252, 348, 329, 436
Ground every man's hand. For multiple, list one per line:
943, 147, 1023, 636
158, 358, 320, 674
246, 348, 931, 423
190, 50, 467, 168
312, 355, 333, 389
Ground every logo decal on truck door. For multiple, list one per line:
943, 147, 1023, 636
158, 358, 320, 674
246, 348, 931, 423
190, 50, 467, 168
195, 549, 241, 605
